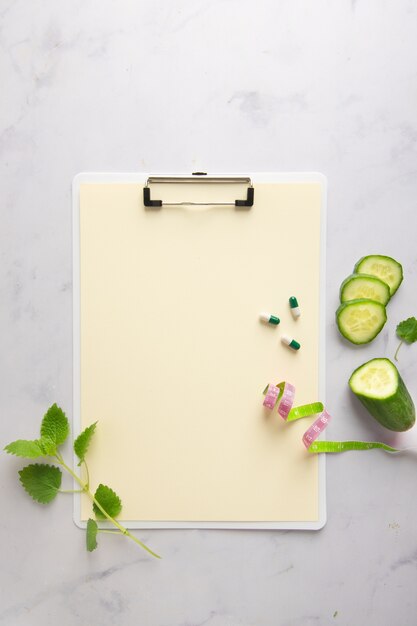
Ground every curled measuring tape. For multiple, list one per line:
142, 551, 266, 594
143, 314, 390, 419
263, 382, 410, 454
263, 382, 331, 449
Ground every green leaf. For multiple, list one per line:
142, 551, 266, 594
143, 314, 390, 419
93, 484, 122, 519
19, 464, 62, 503
38, 436, 58, 456
4, 439, 45, 458
40, 404, 70, 447
396, 317, 417, 344
86, 518, 98, 552
74, 422, 97, 465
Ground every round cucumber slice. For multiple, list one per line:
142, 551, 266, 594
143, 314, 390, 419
340, 273, 391, 305
354, 255, 403, 296
336, 298, 387, 344
349, 358, 415, 431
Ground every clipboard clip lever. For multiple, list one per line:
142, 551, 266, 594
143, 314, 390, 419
143, 175, 254, 208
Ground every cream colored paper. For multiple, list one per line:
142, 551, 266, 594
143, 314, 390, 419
78, 179, 323, 522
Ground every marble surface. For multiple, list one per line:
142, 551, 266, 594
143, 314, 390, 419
1, 1, 417, 624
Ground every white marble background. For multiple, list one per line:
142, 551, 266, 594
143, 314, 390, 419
1, 0, 417, 624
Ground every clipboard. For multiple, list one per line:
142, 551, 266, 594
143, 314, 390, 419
73, 172, 327, 530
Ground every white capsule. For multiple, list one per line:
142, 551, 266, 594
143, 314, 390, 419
259, 312, 280, 325
281, 335, 301, 350
289, 296, 301, 319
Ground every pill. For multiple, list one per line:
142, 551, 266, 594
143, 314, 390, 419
289, 296, 301, 319
281, 335, 300, 351
260, 312, 280, 325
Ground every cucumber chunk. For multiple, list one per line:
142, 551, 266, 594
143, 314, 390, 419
354, 255, 403, 296
349, 358, 415, 431
340, 274, 391, 305
336, 299, 387, 344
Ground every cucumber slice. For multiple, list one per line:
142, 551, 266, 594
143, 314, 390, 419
354, 255, 403, 296
336, 298, 387, 344
340, 274, 391, 305
349, 358, 415, 431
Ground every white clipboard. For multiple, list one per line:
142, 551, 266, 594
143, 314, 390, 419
73, 172, 327, 530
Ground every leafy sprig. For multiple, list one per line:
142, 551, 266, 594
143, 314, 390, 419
395, 317, 417, 361
4, 404, 160, 558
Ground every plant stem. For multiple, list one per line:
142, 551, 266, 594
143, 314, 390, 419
55, 454, 161, 559
83, 459, 90, 490
394, 340, 403, 362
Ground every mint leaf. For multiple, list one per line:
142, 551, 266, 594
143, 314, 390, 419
86, 518, 98, 551
93, 484, 122, 519
5, 439, 45, 458
395, 317, 417, 361
396, 317, 417, 343
74, 422, 97, 465
38, 436, 58, 456
40, 404, 69, 447
19, 464, 62, 503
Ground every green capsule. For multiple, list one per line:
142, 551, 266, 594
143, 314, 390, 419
281, 335, 300, 350
260, 312, 280, 325
289, 296, 301, 319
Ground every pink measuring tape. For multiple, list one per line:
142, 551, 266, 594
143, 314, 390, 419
263, 381, 331, 449
302, 410, 331, 448
263, 384, 409, 455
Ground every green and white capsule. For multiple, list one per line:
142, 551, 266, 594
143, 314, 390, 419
289, 296, 301, 319
260, 312, 280, 326
281, 335, 301, 351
